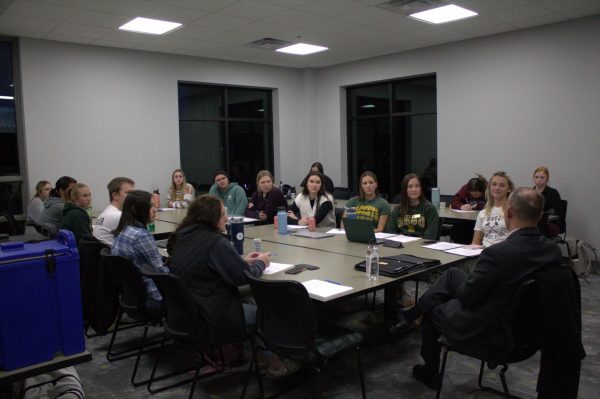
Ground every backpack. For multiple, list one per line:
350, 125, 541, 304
566, 239, 599, 278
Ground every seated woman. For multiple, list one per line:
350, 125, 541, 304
343, 171, 391, 233
299, 162, 335, 194
533, 166, 563, 237
385, 174, 439, 309
167, 168, 195, 208
27, 180, 51, 227
61, 183, 92, 243
386, 173, 439, 239
112, 190, 169, 313
471, 171, 514, 248
245, 170, 288, 224
451, 174, 487, 210
41, 176, 77, 231
168, 195, 271, 342
288, 171, 336, 228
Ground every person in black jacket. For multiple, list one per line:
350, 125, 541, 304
388, 187, 562, 389
168, 194, 271, 342
299, 162, 335, 194
533, 166, 564, 236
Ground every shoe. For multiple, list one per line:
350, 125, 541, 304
398, 292, 415, 308
385, 310, 411, 336
412, 364, 440, 390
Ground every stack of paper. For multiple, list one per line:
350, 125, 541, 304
263, 262, 294, 275
422, 242, 463, 251
302, 279, 353, 300
445, 247, 483, 257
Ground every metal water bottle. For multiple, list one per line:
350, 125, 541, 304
229, 216, 244, 255
277, 207, 288, 234
431, 187, 440, 210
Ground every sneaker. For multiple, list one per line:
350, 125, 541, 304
398, 292, 415, 308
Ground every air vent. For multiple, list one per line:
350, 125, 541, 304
244, 37, 293, 50
376, 0, 448, 16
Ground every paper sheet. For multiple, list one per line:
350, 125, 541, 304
326, 229, 347, 235
422, 242, 464, 251
262, 262, 294, 275
302, 279, 353, 300
385, 235, 421, 243
445, 247, 483, 257
375, 232, 397, 239
450, 209, 478, 213
287, 225, 308, 230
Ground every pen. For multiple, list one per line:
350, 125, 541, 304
268, 252, 278, 257
324, 279, 342, 285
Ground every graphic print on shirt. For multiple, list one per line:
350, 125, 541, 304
355, 204, 380, 225
397, 213, 425, 234
484, 214, 507, 241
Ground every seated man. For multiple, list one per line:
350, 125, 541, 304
93, 177, 134, 246
389, 187, 561, 389
208, 170, 248, 217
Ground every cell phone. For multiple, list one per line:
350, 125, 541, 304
295, 263, 320, 270
285, 266, 306, 274
383, 240, 403, 248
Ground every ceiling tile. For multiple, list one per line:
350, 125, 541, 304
302, 18, 357, 35
205, 30, 253, 45
295, 0, 367, 18
51, 22, 110, 39
164, 24, 221, 40
262, 9, 330, 28
85, 0, 158, 16
89, 39, 138, 49
511, 13, 567, 29
67, 9, 132, 28
558, 4, 600, 18
188, 13, 253, 30
43, 32, 94, 43
374, 16, 425, 33
164, 0, 239, 12
35, 0, 92, 9
147, 34, 197, 48
338, 6, 402, 25
6, 0, 79, 22
0, 14, 60, 33
100, 29, 156, 44
141, 4, 209, 23
256, 0, 315, 6
218, 0, 289, 20
489, 4, 555, 23
232, 20, 291, 36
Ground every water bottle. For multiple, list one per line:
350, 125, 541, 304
229, 216, 244, 255
431, 187, 440, 209
346, 207, 357, 219
366, 239, 379, 280
277, 207, 288, 234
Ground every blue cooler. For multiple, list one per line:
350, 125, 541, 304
0, 230, 85, 371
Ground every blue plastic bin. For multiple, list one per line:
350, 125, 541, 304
0, 230, 85, 371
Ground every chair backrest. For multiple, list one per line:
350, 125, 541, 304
245, 273, 318, 352
146, 272, 202, 341
495, 278, 540, 363
333, 187, 353, 200
41, 223, 58, 239
100, 248, 147, 314
0, 211, 20, 235
559, 199, 568, 235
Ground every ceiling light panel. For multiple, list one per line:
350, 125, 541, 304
410, 4, 478, 24
119, 17, 182, 35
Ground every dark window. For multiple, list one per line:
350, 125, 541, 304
347, 75, 437, 199
0, 38, 24, 216
178, 83, 273, 195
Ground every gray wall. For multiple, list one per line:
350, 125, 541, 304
18, 14, 600, 248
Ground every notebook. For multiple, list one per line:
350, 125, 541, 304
354, 254, 441, 277
292, 229, 334, 239
343, 217, 385, 244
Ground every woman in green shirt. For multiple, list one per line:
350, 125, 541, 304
386, 173, 439, 239
343, 171, 391, 233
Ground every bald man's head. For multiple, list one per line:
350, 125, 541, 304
506, 187, 544, 228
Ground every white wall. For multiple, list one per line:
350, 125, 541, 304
316, 15, 600, 248
19, 39, 309, 209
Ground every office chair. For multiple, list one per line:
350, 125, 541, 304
145, 272, 232, 399
100, 248, 164, 386
436, 279, 540, 399
242, 273, 366, 399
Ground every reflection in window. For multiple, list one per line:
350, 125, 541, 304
346, 75, 437, 199
178, 84, 273, 195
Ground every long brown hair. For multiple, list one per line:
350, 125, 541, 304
358, 171, 379, 201
114, 190, 153, 236
399, 173, 425, 217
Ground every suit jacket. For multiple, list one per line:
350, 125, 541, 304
439, 227, 562, 358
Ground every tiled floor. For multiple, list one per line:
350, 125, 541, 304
70, 273, 600, 398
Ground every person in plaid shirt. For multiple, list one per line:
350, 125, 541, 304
112, 190, 169, 313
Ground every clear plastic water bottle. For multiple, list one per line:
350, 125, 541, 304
346, 207, 357, 219
366, 239, 379, 280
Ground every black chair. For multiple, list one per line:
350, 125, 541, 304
242, 274, 366, 399
0, 211, 21, 235
436, 279, 540, 398
144, 272, 238, 398
552, 199, 570, 257
78, 236, 118, 337
99, 248, 163, 386
391, 193, 402, 204
332, 187, 354, 200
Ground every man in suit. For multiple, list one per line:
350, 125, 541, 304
390, 187, 562, 389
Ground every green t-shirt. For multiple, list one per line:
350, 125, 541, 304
345, 196, 391, 228
385, 200, 439, 239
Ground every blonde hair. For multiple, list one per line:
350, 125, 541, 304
66, 183, 89, 204
256, 170, 274, 185
484, 171, 514, 214
33, 180, 51, 199
171, 169, 188, 192
533, 166, 549, 180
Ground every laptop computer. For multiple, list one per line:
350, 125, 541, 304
343, 217, 386, 245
